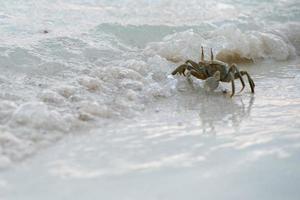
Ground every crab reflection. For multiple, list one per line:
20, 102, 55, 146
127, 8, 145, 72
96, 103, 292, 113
198, 94, 255, 134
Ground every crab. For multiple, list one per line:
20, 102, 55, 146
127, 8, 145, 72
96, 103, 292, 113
171, 47, 255, 97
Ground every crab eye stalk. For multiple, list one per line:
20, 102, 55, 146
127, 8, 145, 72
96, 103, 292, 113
201, 46, 204, 61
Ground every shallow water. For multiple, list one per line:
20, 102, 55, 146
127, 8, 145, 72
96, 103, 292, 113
1, 60, 300, 199
0, 0, 300, 199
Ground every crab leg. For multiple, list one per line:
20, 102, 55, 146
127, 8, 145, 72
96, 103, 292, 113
172, 63, 205, 78
185, 60, 201, 70
190, 69, 208, 80
224, 67, 237, 97
171, 64, 190, 76
230, 64, 246, 92
229, 72, 235, 97
240, 71, 255, 93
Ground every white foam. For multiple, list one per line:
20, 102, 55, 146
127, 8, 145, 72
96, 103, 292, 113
146, 24, 297, 62
146, 30, 206, 62
0, 130, 32, 166
78, 101, 114, 120
10, 102, 68, 131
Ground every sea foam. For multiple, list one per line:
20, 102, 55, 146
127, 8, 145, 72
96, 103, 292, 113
146, 24, 298, 63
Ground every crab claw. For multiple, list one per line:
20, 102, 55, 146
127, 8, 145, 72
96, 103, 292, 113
204, 71, 220, 92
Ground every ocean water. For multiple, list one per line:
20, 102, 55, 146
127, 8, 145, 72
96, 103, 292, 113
0, 0, 300, 199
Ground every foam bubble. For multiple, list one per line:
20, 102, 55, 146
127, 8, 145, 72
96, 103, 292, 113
78, 76, 103, 92
39, 90, 66, 104
55, 85, 77, 99
78, 101, 114, 119
10, 102, 68, 131
0, 101, 17, 124
0, 130, 33, 165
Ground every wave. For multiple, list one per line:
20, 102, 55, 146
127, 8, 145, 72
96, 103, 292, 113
93, 23, 215, 48
145, 23, 300, 63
